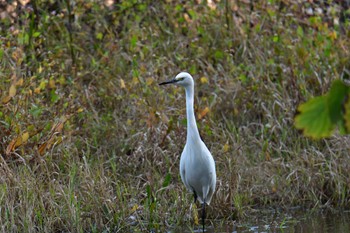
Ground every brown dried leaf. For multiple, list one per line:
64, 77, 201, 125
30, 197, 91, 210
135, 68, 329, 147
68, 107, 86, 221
38, 142, 47, 155
198, 107, 210, 120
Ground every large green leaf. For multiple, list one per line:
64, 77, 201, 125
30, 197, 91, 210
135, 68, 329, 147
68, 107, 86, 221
327, 80, 349, 123
294, 80, 349, 139
295, 96, 334, 139
344, 97, 350, 133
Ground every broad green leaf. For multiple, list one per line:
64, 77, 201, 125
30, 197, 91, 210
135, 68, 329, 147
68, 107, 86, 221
295, 96, 333, 139
327, 80, 349, 123
344, 97, 350, 133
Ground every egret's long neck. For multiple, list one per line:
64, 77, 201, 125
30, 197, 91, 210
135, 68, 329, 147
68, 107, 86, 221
185, 84, 200, 142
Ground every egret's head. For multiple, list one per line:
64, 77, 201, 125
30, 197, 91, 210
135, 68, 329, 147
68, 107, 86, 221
159, 72, 194, 87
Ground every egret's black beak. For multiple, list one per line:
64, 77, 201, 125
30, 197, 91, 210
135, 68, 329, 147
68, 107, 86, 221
159, 79, 178, 85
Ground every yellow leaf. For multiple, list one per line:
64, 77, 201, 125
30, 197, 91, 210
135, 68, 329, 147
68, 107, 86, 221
200, 76, 208, 84
272, 186, 277, 193
130, 204, 138, 213
329, 30, 337, 40
9, 85, 16, 97
49, 79, 56, 88
39, 81, 47, 90
223, 143, 229, 153
2, 96, 11, 104
77, 108, 84, 113
120, 79, 126, 89
192, 203, 199, 225
14, 132, 29, 147
198, 107, 210, 120
21, 132, 29, 143
127, 119, 132, 126
34, 87, 41, 94
38, 65, 43, 73
16, 78, 24, 86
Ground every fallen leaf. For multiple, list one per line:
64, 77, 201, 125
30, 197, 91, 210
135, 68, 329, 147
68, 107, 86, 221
192, 203, 199, 225
223, 143, 230, 153
34, 87, 41, 94
198, 107, 210, 120
5, 132, 30, 155
120, 79, 126, 89
16, 78, 24, 86
184, 13, 192, 23
49, 79, 56, 88
21, 132, 29, 144
130, 204, 138, 213
38, 142, 47, 155
9, 85, 16, 97
2, 96, 11, 104
77, 108, 84, 113
6, 138, 17, 155
200, 76, 208, 84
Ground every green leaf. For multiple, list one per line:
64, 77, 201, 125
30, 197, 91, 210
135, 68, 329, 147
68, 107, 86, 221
96, 32, 103, 40
344, 97, 350, 133
33, 31, 41, 38
295, 96, 333, 139
295, 80, 349, 139
327, 80, 348, 123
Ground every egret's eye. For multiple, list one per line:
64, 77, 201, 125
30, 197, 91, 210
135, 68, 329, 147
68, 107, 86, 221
177, 77, 185, 81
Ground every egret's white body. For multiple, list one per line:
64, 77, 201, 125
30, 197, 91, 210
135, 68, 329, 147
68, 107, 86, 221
160, 72, 216, 230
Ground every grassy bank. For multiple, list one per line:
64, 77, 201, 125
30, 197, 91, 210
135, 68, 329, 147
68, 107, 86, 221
1, 0, 350, 231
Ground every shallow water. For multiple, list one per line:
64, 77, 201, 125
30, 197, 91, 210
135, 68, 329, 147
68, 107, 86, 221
172, 210, 350, 233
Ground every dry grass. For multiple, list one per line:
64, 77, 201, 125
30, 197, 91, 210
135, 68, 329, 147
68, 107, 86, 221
1, 0, 350, 232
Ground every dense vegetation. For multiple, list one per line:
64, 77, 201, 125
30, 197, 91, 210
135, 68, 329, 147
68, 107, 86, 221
1, 0, 350, 232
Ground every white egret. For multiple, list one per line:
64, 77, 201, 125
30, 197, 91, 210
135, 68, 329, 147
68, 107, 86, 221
159, 72, 216, 232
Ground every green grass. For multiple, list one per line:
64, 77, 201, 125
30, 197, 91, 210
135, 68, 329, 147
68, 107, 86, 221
1, 0, 350, 232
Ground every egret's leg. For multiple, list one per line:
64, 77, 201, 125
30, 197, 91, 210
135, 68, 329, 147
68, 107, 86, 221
193, 190, 198, 203
202, 199, 206, 232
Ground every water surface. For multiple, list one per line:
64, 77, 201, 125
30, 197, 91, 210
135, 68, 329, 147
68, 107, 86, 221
173, 210, 350, 233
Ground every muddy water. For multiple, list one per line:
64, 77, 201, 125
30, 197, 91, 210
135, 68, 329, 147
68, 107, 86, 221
173, 210, 350, 233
